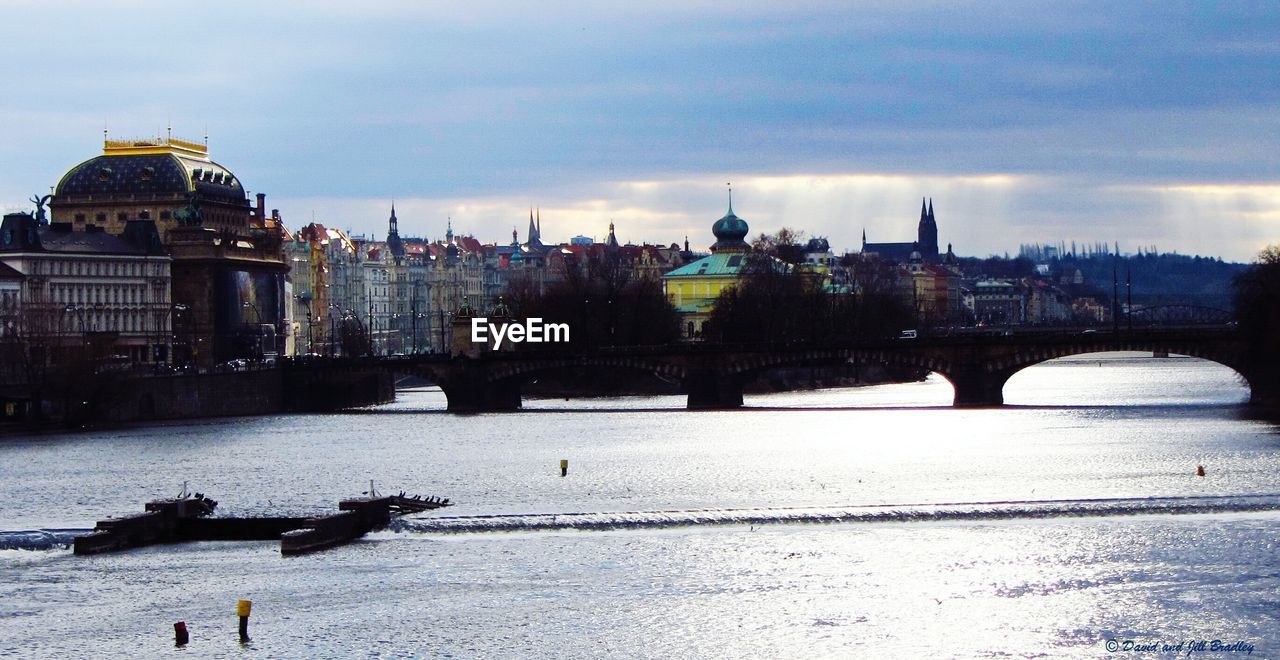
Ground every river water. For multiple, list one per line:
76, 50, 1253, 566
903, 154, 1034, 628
1, 354, 1277, 658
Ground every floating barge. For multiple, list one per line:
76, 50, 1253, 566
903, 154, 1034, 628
73, 491, 449, 556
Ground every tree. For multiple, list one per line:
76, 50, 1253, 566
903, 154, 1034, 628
507, 252, 680, 349
338, 315, 372, 357
704, 249, 914, 344
751, 227, 808, 265
1232, 246, 1280, 408
4, 300, 130, 425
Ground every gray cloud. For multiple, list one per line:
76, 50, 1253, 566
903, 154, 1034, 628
2, 1, 1277, 260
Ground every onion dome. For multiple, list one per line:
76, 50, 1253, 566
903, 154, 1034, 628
710, 195, 749, 253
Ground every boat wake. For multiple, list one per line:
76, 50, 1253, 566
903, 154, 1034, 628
5, 494, 1279, 549
0, 529, 88, 551
394, 493, 1280, 535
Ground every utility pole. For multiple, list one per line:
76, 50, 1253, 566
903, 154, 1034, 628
438, 307, 445, 354
1126, 266, 1133, 332
1112, 260, 1119, 334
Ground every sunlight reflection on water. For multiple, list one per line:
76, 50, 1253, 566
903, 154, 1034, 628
0, 354, 1275, 657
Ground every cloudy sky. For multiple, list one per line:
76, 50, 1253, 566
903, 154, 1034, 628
1, 1, 1277, 261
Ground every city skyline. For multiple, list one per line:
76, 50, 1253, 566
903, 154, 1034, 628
2, 1, 1277, 261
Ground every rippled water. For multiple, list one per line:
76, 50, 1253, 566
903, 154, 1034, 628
2, 354, 1277, 658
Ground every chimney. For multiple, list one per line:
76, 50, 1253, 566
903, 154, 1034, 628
256, 193, 266, 220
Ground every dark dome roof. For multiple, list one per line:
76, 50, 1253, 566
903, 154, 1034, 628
710, 204, 749, 252
55, 152, 246, 205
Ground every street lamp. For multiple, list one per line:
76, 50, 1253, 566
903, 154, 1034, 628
171, 303, 189, 368
328, 303, 339, 357
63, 304, 87, 352
367, 296, 375, 357
242, 301, 263, 359
305, 308, 314, 355
293, 293, 314, 356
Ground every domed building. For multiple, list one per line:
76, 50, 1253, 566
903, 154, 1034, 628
48, 135, 290, 367
50, 135, 263, 238
662, 194, 760, 338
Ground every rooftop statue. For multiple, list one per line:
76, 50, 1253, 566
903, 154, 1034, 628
29, 194, 51, 224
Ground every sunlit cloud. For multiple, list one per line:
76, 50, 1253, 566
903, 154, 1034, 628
274, 173, 1279, 263
2, 2, 1278, 263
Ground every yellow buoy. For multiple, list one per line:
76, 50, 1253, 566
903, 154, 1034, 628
237, 599, 252, 617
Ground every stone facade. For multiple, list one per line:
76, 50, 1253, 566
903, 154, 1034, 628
47, 136, 289, 367
0, 212, 173, 364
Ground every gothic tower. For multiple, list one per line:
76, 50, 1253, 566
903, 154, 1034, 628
917, 197, 938, 260
386, 203, 405, 258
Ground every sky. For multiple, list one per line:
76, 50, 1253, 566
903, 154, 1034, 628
1, 1, 1277, 261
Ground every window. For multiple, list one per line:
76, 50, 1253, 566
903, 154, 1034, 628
75, 213, 85, 223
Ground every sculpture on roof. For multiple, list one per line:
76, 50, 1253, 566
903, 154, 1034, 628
174, 197, 204, 226
29, 194, 51, 225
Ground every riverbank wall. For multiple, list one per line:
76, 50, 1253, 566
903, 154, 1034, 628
3, 365, 395, 430
127, 366, 395, 421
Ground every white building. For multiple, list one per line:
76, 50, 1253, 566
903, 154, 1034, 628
0, 212, 173, 365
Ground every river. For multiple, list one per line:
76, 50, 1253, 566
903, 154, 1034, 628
1, 353, 1277, 658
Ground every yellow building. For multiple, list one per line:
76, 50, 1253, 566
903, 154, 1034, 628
662, 200, 752, 338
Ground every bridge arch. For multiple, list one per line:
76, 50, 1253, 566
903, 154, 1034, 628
719, 348, 951, 381
941, 340, 1252, 407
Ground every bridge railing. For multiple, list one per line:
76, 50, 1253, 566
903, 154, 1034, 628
342, 323, 1239, 365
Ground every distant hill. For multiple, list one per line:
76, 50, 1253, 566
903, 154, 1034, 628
959, 251, 1248, 309
1060, 253, 1246, 309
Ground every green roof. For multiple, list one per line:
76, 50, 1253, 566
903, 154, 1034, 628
664, 251, 793, 279
664, 252, 748, 278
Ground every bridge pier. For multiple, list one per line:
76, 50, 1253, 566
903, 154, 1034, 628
440, 376, 522, 413
947, 366, 1011, 408
685, 371, 744, 410
1239, 367, 1280, 412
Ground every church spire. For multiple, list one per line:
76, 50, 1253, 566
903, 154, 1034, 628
606, 221, 619, 248
727, 182, 734, 215
446, 216, 453, 243
386, 202, 405, 257
526, 208, 540, 246
917, 196, 938, 260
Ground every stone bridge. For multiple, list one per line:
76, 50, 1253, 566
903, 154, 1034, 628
375, 326, 1254, 412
